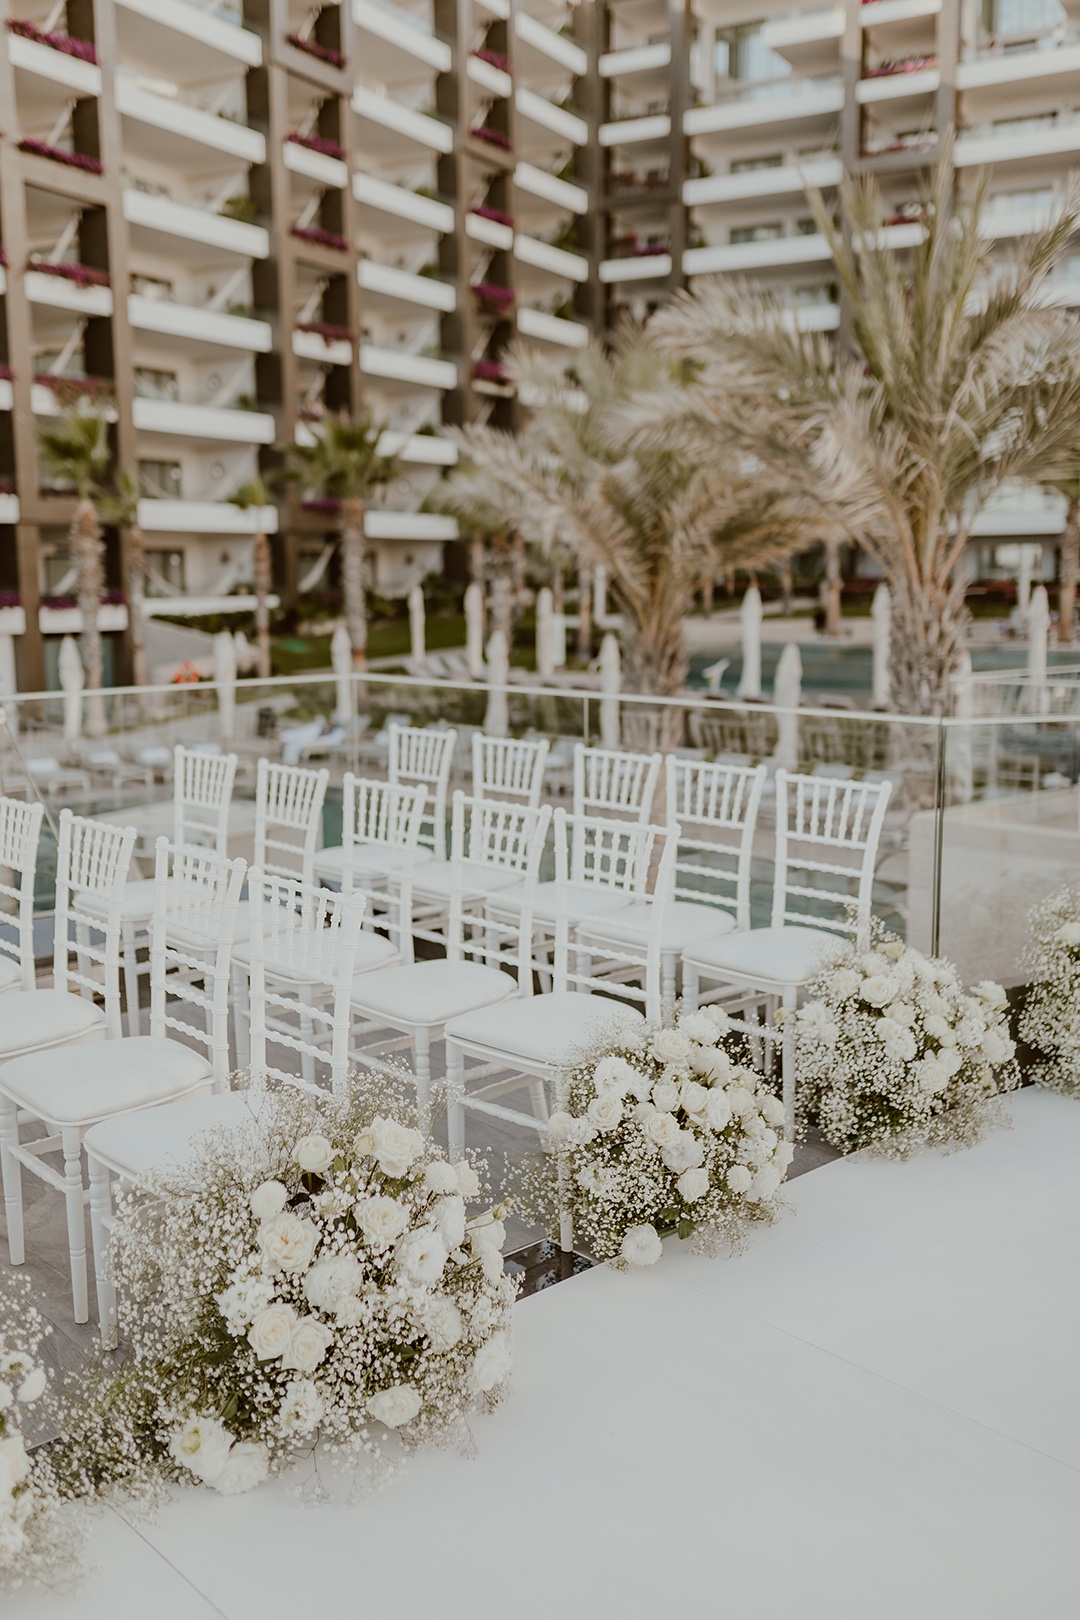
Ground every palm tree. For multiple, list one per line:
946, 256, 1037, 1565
282, 414, 398, 670
434, 327, 814, 743
645, 157, 1080, 715
1042, 475, 1080, 646
97, 470, 149, 690
37, 406, 111, 694
229, 478, 276, 679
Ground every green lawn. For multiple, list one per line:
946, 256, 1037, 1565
271, 614, 468, 674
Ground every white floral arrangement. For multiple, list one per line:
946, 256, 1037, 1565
1019, 889, 1080, 1096
520, 1010, 793, 1267
795, 931, 1019, 1156
81, 1081, 514, 1499
0, 1271, 83, 1591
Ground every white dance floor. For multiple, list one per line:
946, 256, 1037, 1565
15, 1087, 1080, 1619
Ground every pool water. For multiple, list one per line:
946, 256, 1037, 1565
687, 643, 1079, 698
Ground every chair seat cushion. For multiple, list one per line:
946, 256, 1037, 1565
577, 900, 738, 953
85, 1090, 263, 1180
446, 991, 644, 1069
0, 958, 23, 993
683, 924, 845, 988
314, 844, 432, 884
410, 862, 523, 903
486, 882, 634, 927
77, 878, 157, 925
351, 960, 517, 1027
233, 928, 398, 977
0, 1036, 212, 1126
0, 990, 106, 1059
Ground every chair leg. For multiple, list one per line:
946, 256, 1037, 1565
682, 962, 700, 1013
661, 948, 677, 1025
233, 962, 251, 1073
61, 1125, 89, 1323
297, 983, 316, 1086
121, 919, 141, 1037
88, 1152, 117, 1347
527, 1074, 549, 1124
446, 1042, 465, 1162
0, 1092, 24, 1265
781, 984, 797, 1142
413, 1026, 431, 1133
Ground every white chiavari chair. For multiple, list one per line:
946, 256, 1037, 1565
0, 797, 44, 994
472, 733, 549, 808
573, 744, 663, 824
313, 723, 455, 888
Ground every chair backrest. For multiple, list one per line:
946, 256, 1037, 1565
53, 810, 136, 1040
551, 807, 679, 1024
572, 744, 662, 825
0, 797, 44, 991
666, 757, 766, 933
443, 792, 552, 992
772, 769, 893, 945
173, 745, 238, 853
387, 723, 456, 857
339, 775, 427, 965
247, 872, 365, 1097
254, 760, 329, 883
472, 734, 550, 808
148, 838, 246, 1087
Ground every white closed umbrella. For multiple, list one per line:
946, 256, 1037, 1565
213, 629, 237, 742
536, 586, 555, 681
737, 585, 763, 700
1028, 583, 1049, 713
1018, 546, 1034, 621
484, 629, 509, 737
599, 631, 621, 750
773, 641, 802, 771
58, 635, 84, 745
465, 581, 485, 680
871, 583, 891, 708
331, 623, 355, 727
593, 563, 608, 626
408, 583, 427, 675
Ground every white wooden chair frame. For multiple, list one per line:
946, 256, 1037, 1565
572, 744, 663, 824
472, 733, 550, 808
0, 797, 44, 993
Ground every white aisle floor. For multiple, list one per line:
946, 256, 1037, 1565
14, 1087, 1080, 1620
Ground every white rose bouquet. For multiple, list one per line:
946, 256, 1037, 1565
0, 1271, 84, 1591
1019, 888, 1080, 1096
78, 1078, 514, 1499
519, 1009, 792, 1267
795, 930, 1019, 1156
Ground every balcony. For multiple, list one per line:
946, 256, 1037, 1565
956, 113, 1080, 169
514, 234, 589, 282
761, 9, 844, 72
515, 162, 588, 215
958, 40, 1080, 114
365, 510, 458, 540
860, 0, 941, 57
857, 57, 939, 110
516, 90, 588, 146
353, 172, 453, 234
0, 377, 12, 411
137, 499, 278, 534
7, 29, 102, 97
599, 113, 672, 147
357, 260, 456, 312
686, 78, 843, 138
517, 305, 589, 348
970, 485, 1066, 537
114, 77, 266, 166
0, 492, 18, 522
283, 138, 348, 190
515, 12, 586, 76
468, 53, 512, 97
123, 189, 269, 259
114, 0, 262, 70
24, 267, 113, 317
292, 328, 354, 366
377, 430, 458, 465
600, 250, 672, 283
600, 42, 671, 77
352, 0, 450, 74
359, 345, 457, 389
131, 398, 276, 443
466, 210, 514, 250
351, 87, 453, 156
980, 191, 1057, 240
684, 155, 843, 208
683, 232, 831, 275
129, 296, 272, 353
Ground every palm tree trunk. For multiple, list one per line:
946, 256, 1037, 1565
1058, 498, 1079, 648
824, 539, 842, 636
340, 497, 368, 670
577, 562, 592, 658
888, 576, 965, 717
73, 496, 104, 690
618, 598, 689, 752
125, 522, 150, 691
253, 530, 273, 679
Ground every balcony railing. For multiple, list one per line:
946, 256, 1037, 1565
6, 18, 96, 62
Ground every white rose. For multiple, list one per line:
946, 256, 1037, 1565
469, 1214, 506, 1253
593, 1055, 641, 1094
303, 1254, 364, 1316
680, 1080, 708, 1117
214, 1441, 269, 1497
620, 1224, 663, 1266
169, 1417, 232, 1484
248, 1303, 297, 1361
860, 975, 897, 1008
587, 1093, 624, 1132
544, 1111, 575, 1145
432, 1195, 467, 1250
749, 1164, 782, 1200
470, 1329, 513, 1393
650, 1081, 680, 1113
677, 1167, 710, 1203
1054, 922, 1080, 948
861, 950, 891, 975
278, 1378, 325, 1437
916, 1057, 949, 1095
725, 1085, 758, 1120
759, 1093, 785, 1129
368, 1384, 422, 1427
16, 1367, 46, 1404
217, 1274, 276, 1335
355, 1195, 410, 1251
677, 1012, 719, 1046
650, 1028, 692, 1065
369, 1117, 424, 1180
936, 1045, 963, 1077
249, 1180, 288, 1221
0, 1436, 30, 1494
660, 1130, 705, 1175
294, 1134, 335, 1176
694, 1046, 733, 1085
774, 1140, 796, 1170
726, 1165, 753, 1194
396, 1227, 449, 1287
642, 1110, 682, 1148
257, 1211, 319, 1275
424, 1297, 464, 1351
423, 1161, 460, 1196
886, 1002, 916, 1027
829, 967, 861, 1000
700, 1004, 730, 1033
455, 1161, 481, 1200
705, 1089, 733, 1131
281, 1316, 335, 1374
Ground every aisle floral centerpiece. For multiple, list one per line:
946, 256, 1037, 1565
795, 931, 1019, 1156
0, 1272, 83, 1591
76, 1080, 514, 1499
1019, 888, 1080, 1096
521, 1010, 793, 1266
